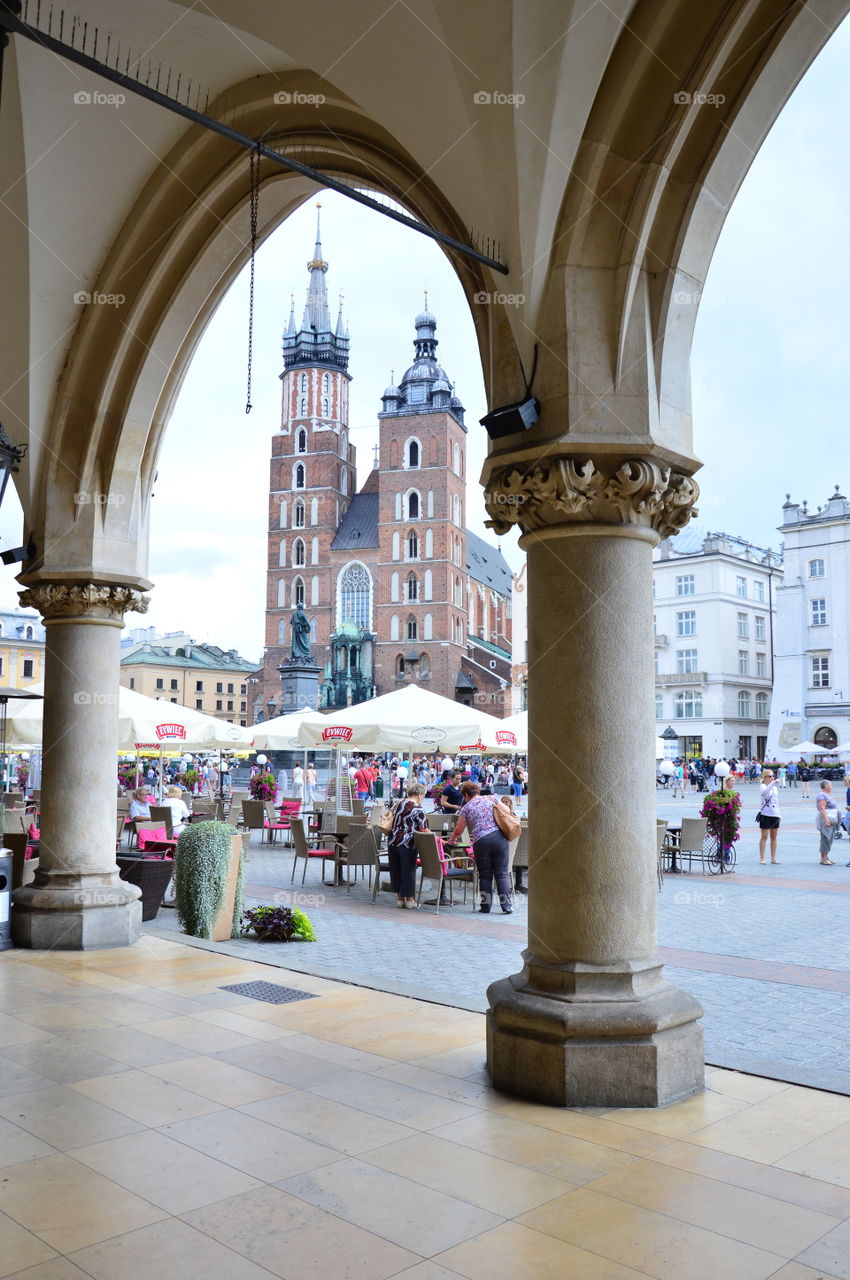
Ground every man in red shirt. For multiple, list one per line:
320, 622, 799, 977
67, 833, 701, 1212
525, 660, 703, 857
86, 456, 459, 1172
353, 762, 372, 799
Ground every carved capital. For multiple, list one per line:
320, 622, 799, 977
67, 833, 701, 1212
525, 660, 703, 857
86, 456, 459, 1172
18, 582, 150, 623
484, 455, 699, 539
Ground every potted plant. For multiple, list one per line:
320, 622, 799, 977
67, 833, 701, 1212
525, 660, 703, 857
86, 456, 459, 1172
241, 904, 316, 942
700, 788, 741, 861
174, 820, 244, 941
178, 767, 200, 793
249, 771, 278, 802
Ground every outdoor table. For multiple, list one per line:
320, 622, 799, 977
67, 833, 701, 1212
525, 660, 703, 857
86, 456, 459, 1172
664, 826, 683, 874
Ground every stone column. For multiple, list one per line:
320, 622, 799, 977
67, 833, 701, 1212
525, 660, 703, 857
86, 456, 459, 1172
12, 582, 149, 949
484, 456, 705, 1107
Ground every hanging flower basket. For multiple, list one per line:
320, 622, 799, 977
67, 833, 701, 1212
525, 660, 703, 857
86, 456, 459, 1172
241, 905, 316, 942
700, 788, 742, 850
249, 772, 278, 802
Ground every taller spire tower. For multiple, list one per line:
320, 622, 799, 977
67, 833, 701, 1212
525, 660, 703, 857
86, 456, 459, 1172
282, 204, 349, 372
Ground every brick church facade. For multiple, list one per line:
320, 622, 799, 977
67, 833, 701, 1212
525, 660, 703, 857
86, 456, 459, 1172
254, 214, 512, 723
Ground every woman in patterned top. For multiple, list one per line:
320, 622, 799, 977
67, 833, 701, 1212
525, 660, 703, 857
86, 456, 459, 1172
388, 782, 428, 909
451, 781, 512, 914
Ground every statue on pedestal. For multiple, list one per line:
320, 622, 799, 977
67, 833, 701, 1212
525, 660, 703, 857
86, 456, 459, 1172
289, 603, 313, 662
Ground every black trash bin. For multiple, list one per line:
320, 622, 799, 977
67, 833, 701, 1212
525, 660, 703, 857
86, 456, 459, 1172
374, 777, 384, 799
0, 851, 13, 951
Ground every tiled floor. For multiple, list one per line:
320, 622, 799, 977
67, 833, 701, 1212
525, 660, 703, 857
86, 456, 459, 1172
2, 937, 850, 1279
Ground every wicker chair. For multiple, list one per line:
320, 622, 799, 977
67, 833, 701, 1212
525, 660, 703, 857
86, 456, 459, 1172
290, 818, 346, 885
414, 830, 477, 913
344, 822, 381, 895
116, 854, 173, 921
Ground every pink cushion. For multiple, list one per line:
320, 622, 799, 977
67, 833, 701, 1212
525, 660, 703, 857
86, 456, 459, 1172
137, 827, 168, 851
308, 848, 336, 858
28, 824, 40, 840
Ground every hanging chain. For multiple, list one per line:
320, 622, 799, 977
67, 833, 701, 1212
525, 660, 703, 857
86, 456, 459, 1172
245, 144, 261, 414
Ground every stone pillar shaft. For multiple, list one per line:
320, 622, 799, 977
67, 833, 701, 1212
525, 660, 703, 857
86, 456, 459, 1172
12, 582, 149, 949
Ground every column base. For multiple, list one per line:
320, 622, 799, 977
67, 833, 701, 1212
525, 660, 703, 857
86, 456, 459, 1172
12, 873, 142, 950
487, 955, 704, 1108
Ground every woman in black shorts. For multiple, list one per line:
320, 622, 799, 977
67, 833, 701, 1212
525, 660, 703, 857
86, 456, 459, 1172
756, 769, 780, 865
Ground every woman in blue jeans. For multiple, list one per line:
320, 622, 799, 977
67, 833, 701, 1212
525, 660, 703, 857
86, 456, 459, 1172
451, 781, 512, 913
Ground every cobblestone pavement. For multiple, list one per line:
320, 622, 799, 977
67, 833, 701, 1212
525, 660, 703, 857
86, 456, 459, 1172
150, 785, 850, 1094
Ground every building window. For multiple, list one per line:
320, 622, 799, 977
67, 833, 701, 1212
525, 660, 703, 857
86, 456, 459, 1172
300, 372, 307, 392
155, 678, 163, 690
755, 652, 767, 677
294, 500, 305, 528
754, 580, 765, 602
195, 680, 203, 692
811, 598, 827, 625
407, 616, 418, 640
754, 615, 766, 642
294, 538, 305, 567
322, 397, 329, 417
396, 655, 405, 677
215, 682, 223, 693
676, 648, 698, 674
407, 573, 418, 602
322, 373, 330, 395
737, 690, 751, 718
296, 428, 307, 453
675, 690, 702, 718
339, 563, 372, 630
814, 725, 838, 750
406, 439, 420, 468
408, 492, 419, 519
227, 683, 234, 695
655, 692, 663, 718
736, 576, 747, 598
240, 685, 246, 695
675, 610, 696, 637
736, 612, 749, 639
299, 396, 307, 416
216, 699, 222, 711
240, 702, 246, 713
227, 700, 234, 712
128, 677, 134, 689
294, 577, 305, 607
811, 656, 830, 688
737, 650, 749, 675
420, 654, 430, 678
675, 575, 695, 596
170, 679, 178, 691
809, 558, 825, 578
22, 658, 33, 679
755, 691, 768, 718
407, 531, 418, 560
294, 463, 305, 489
195, 699, 203, 709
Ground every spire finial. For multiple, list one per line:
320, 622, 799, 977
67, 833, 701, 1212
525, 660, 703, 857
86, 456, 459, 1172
424, 289, 428, 309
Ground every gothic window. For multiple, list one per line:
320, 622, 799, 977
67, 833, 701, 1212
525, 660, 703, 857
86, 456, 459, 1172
296, 428, 307, 453
299, 396, 307, 416
424, 528, 433, 558
395, 492, 402, 520
390, 572, 400, 602
427, 490, 434, 518
277, 579, 287, 607
406, 439, 420, 468
390, 615, 400, 641
407, 491, 419, 519
322, 372, 330, 394
424, 569, 433, 600
420, 654, 430, 678
293, 538, 305, 567
311, 537, 319, 564
311, 575, 319, 606
294, 500, 305, 528
407, 531, 418, 559
278, 541, 287, 567
453, 442, 460, 473
392, 531, 400, 560
293, 576, 305, 607
423, 613, 433, 640
407, 616, 418, 641
310, 497, 319, 525
300, 373, 307, 392
396, 654, 405, 676
340, 467, 348, 494
407, 573, 418, 602
339, 563, 372, 630
322, 397, 329, 417
279, 500, 287, 528
294, 463, 305, 489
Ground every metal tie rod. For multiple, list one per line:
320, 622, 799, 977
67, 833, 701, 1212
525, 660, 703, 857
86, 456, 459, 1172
0, 7, 509, 275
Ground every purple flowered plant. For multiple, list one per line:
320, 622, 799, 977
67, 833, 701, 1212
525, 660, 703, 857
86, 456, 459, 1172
249, 772, 278, 802
700, 788, 742, 848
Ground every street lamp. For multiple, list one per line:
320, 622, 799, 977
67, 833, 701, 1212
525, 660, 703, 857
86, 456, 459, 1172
713, 760, 731, 788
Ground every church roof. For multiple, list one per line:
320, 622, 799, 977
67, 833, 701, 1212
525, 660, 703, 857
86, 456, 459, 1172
330, 492, 379, 550
282, 205, 350, 373
466, 530, 512, 596
379, 301, 465, 429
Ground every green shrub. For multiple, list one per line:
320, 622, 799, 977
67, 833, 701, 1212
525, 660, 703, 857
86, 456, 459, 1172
174, 820, 243, 940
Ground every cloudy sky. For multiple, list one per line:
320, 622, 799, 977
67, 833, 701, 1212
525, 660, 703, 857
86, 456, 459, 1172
4, 18, 849, 660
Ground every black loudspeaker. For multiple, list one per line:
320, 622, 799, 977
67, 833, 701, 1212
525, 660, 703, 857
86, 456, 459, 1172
480, 397, 540, 441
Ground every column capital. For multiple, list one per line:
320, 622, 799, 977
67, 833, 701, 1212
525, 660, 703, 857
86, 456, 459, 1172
18, 581, 150, 624
484, 454, 699, 540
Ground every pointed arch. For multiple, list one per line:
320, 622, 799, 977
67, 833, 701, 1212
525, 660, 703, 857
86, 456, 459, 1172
277, 578, 287, 607
425, 528, 433, 558
311, 536, 319, 564
423, 612, 433, 640
310, 497, 319, 525
337, 561, 373, 630
424, 569, 432, 600
293, 576, 305, 607
278, 540, 287, 567
296, 427, 307, 453
293, 537, 305, 567
279, 499, 287, 529
390, 615, 399, 642
294, 499, 305, 528
390, 572, 399, 603
392, 530, 400, 560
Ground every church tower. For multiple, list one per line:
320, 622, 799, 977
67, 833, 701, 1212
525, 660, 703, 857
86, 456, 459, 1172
258, 207, 356, 719
372, 301, 469, 699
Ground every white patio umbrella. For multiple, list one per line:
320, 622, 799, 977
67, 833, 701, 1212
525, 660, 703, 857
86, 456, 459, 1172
250, 707, 318, 751
296, 685, 503, 754
476, 709, 528, 754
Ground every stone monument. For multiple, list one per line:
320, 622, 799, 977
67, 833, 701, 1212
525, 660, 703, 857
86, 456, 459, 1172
277, 603, 321, 712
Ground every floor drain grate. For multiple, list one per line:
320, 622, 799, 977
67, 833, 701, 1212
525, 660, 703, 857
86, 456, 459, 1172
221, 981, 318, 1005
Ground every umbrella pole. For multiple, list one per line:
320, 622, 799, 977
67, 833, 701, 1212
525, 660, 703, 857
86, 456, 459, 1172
1, 697, 7, 793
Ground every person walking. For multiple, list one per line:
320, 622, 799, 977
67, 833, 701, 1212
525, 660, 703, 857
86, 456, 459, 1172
787, 760, 798, 788
816, 780, 839, 865
777, 764, 787, 789
800, 763, 811, 799
387, 783, 427, 909
671, 762, 684, 799
305, 762, 317, 808
291, 762, 304, 804
756, 769, 781, 865
451, 781, 513, 914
